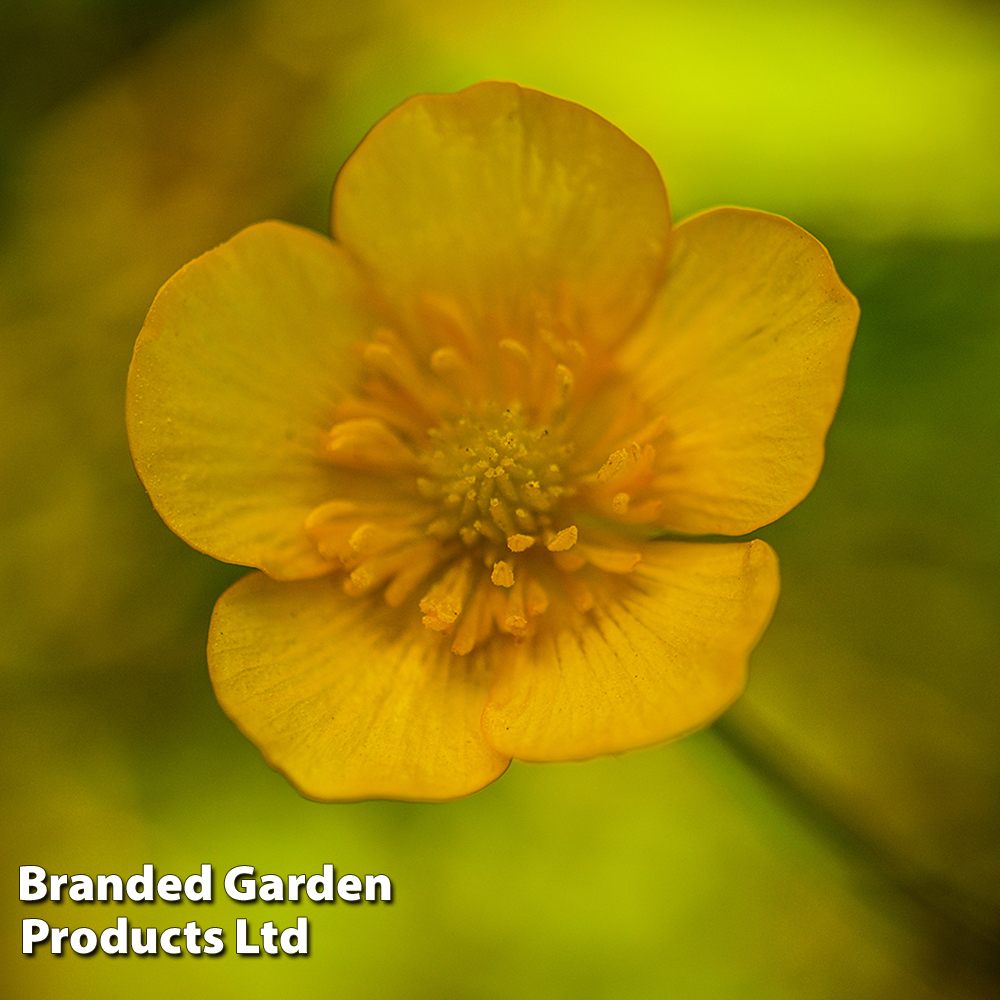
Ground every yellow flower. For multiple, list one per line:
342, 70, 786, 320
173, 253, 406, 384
127, 82, 858, 802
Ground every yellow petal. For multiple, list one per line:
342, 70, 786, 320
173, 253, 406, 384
127, 221, 380, 580
333, 81, 670, 353
208, 572, 510, 802
481, 540, 779, 761
620, 207, 859, 535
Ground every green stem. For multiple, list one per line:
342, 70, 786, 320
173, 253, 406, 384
711, 708, 1000, 994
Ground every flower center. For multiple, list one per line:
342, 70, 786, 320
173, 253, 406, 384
417, 403, 575, 553
306, 324, 650, 654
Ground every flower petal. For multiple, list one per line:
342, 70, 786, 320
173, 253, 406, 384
481, 540, 779, 761
127, 221, 379, 579
333, 81, 670, 353
209, 571, 510, 802
620, 208, 859, 536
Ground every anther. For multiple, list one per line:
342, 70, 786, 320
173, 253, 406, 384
554, 364, 574, 402
325, 418, 420, 470
595, 443, 642, 484
429, 346, 467, 377
504, 577, 529, 638
348, 522, 407, 558
546, 525, 578, 552
489, 497, 517, 535
507, 533, 535, 552
450, 578, 493, 655
420, 559, 474, 631
491, 560, 515, 588
498, 338, 532, 365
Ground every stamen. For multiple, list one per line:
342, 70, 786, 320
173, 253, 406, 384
522, 481, 551, 509
526, 578, 549, 616
489, 497, 517, 535
507, 533, 535, 552
546, 525, 578, 552
364, 332, 427, 389
497, 338, 534, 402
429, 346, 475, 397
450, 577, 491, 655
345, 541, 438, 596
306, 501, 384, 564
514, 508, 537, 531
609, 496, 664, 525
595, 443, 642, 485
537, 325, 567, 358
488, 584, 512, 634
325, 418, 420, 470
420, 558, 474, 631
553, 364, 574, 403
426, 516, 458, 539
503, 575, 528, 637
417, 292, 476, 355
347, 522, 419, 560
310, 524, 359, 563
576, 543, 642, 573
498, 338, 532, 366
383, 543, 447, 606
334, 396, 427, 443
493, 467, 520, 504
429, 346, 467, 377
592, 442, 656, 492
473, 517, 504, 544
305, 499, 363, 528
490, 560, 515, 588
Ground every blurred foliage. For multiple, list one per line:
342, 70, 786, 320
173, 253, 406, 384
2, 0, 998, 996
744, 233, 1000, 996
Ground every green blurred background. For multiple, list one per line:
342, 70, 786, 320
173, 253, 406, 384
2, 0, 998, 996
